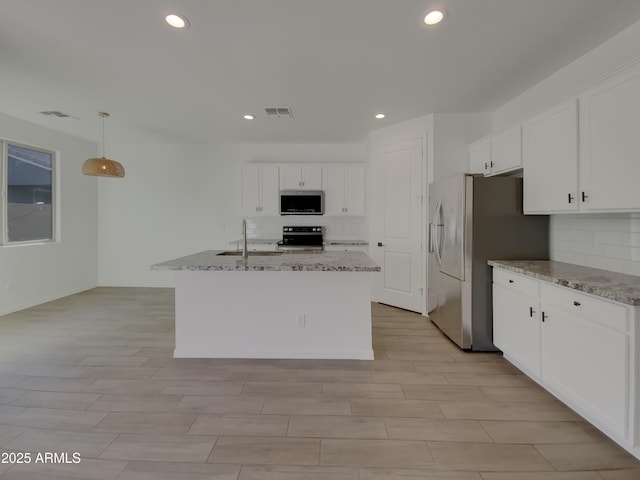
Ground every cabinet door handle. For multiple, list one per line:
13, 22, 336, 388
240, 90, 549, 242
581, 191, 588, 202
529, 306, 535, 317
377, 242, 385, 247
568, 193, 574, 204
490, 161, 495, 168
508, 279, 514, 284
541, 311, 547, 322
573, 301, 581, 307
484, 162, 489, 170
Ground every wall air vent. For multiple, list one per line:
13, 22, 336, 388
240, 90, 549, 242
265, 107, 293, 118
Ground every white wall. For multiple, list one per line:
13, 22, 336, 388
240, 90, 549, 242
97, 143, 365, 287
0, 112, 98, 315
433, 114, 492, 181
492, 19, 640, 274
494, 20, 640, 130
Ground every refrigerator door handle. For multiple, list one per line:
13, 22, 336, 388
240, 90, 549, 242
428, 223, 434, 253
434, 200, 444, 266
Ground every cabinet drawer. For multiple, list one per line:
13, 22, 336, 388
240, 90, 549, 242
492, 268, 539, 297
541, 283, 629, 332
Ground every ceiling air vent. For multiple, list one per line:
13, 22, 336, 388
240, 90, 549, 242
265, 107, 293, 118
39, 110, 71, 118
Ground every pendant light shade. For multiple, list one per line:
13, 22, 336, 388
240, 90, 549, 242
81, 156, 125, 177
82, 112, 125, 178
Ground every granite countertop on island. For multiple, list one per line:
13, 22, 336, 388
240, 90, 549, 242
488, 259, 640, 306
228, 238, 369, 247
152, 250, 380, 272
229, 238, 281, 246
324, 239, 368, 246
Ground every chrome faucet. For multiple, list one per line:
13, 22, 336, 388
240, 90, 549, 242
242, 218, 248, 260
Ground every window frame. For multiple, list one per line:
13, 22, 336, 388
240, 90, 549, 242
1, 139, 58, 246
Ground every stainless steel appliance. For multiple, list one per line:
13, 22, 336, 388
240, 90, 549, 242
427, 174, 549, 351
280, 190, 324, 215
277, 226, 324, 251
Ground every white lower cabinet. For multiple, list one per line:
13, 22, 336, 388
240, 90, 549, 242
493, 270, 541, 379
492, 267, 638, 457
542, 301, 628, 439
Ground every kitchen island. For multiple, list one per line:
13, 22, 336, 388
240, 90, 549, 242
151, 250, 380, 359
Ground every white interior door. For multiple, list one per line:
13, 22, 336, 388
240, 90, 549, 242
372, 139, 423, 312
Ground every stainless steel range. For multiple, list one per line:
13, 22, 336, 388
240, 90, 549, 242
278, 226, 324, 251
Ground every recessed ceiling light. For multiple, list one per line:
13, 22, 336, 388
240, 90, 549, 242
375, 113, 386, 119
243, 114, 255, 120
165, 14, 189, 29
424, 9, 445, 25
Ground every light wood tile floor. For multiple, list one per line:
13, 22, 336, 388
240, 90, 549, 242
0, 287, 639, 479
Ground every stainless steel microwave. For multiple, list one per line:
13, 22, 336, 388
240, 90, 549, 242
279, 190, 324, 215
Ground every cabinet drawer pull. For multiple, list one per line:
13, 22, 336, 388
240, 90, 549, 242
573, 301, 581, 307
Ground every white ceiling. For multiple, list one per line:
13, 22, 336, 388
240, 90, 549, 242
2, 0, 640, 145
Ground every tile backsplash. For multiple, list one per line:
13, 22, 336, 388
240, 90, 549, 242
550, 213, 640, 276
245, 216, 368, 242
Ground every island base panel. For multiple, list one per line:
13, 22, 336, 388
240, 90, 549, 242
173, 271, 374, 360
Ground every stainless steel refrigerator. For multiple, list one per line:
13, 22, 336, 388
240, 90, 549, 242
427, 174, 549, 351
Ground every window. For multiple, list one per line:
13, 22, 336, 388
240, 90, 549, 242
1, 141, 56, 244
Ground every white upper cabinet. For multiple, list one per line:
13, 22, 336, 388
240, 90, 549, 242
468, 126, 522, 176
241, 165, 279, 216
579, 65, 640, 211
490, 125, 522, 175
523, 99, 579, 213
468, 137, 491, 175
323, 164, 366, 216
279, 165, 323, 190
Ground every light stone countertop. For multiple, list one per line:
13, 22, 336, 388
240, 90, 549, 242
152, 250, 381, 272
324, 239, 368, 246
229, 238, 368, 246
229, 238, 281, 246
488, 260, 640, 306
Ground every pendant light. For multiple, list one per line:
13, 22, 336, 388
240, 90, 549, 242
82, 112, 125, 178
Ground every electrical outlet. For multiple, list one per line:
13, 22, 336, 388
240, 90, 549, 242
297, 313, 306, 327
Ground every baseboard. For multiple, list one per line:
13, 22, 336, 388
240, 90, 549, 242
173, 348, 375, 360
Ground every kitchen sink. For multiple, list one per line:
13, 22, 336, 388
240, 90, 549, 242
216, 251, 283, 256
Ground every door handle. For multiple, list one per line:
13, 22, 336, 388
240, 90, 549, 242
377, 242, 385, 247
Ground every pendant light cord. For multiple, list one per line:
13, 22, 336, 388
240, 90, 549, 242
98, 111, 109, 158
102, 114, 105, 158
